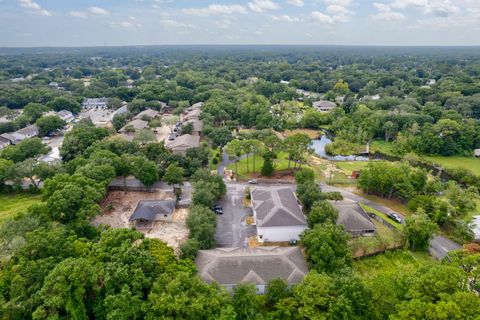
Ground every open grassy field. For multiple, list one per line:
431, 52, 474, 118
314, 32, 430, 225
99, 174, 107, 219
424, 155, 480, 176
371, 140, 480, 176
371, 140, 397, 156
354, 250, 435, 280
0, 193, 42, 224
227, 151, 309, 179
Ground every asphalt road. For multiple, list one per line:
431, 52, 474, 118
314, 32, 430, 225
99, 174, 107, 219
215, 183, 256, 247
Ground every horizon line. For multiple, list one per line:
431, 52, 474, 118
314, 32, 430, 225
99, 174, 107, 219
1, 44, 480, 50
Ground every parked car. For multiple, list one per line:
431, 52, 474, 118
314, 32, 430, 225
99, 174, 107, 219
213, 205, 223, 215
387, 212, 402, 223
168, 134, 176, 141
248, 179, 258, 184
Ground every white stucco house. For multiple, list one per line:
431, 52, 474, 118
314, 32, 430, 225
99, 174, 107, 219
250, 187, 307, 242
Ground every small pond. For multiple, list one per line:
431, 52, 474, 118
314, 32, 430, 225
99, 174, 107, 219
310, 135, 370, 161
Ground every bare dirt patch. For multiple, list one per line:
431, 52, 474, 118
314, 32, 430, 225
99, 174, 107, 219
93, 190, 189, 254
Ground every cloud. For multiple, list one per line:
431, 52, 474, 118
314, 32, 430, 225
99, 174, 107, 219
271, 14, 302, 22
379, 0, 460, 19
248, 0, 279, 13
159, 19, 195, 29
19, 0, 51, 16
69, 11, 88, 19
287, 0, 304, 7
183, 4, 247, 16
370, 2, 406, 21
88, 6, 110, 16
310, 0, 354, 25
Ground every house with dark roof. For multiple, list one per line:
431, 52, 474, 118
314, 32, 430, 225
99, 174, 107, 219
333, 202, 376, 236
129, 200, 177, 226
312, 100, 337, 113
196, 247, 308, 294
166, 134, 200, 155
251, 187, 307, 242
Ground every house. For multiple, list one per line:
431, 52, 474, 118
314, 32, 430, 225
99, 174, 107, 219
166, 134, 200, 155
14, 124, 39, 140
184, 108, 201, 121
312, 100, 337, 113
134, 109, 160, 120
82, 97, 108, 110
57, 110, 75, 123
190, 102, 204, 110
251, 187, 307, 242
119, 119, 149, 133
333, 202, 376, 236
0, 133, 20, 145
129, 200, 177, 226
186, 119, 204, 136
196, 247, 308, 294
0, 136, 10, 150
474, 149, 480, 157
113, 105, 128, 117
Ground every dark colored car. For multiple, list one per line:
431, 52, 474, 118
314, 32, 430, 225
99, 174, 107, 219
213, 205, 223, 215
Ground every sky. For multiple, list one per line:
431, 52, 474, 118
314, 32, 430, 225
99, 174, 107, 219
1, 0, 480, 47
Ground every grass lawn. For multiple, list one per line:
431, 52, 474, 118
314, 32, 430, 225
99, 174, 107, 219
354, 250, 435, 280
359, 203, 404, 230
424, 155, 480, 176
0, 193, 42, 224
371, 140, 397, 156
335, 161, 369, 175
227, 151, 306, 179
362, 194, 412, 217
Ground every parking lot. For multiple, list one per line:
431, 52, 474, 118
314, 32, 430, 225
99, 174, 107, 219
216, 183, 257, 247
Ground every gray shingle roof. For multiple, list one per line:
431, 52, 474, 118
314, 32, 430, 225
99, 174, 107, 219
333, 202, 376, 233
167, 134, 200, 149
196, 247, 308, 285
15, 124, 38, 136
251, 187, 306, 227
135, 109, 159, 119
119, 119, 149, 132
129, 200, 176, 221
312, 100, 337, 110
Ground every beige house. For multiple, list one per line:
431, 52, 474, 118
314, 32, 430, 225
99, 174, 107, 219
166, 134, 200, 155
119, 119, 149, 133
134, 108, 160, 120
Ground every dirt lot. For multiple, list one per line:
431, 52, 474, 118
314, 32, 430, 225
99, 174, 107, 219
93, 190, 189, 254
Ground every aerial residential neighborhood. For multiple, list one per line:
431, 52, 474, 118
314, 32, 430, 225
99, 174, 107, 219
0, 0, 480, 319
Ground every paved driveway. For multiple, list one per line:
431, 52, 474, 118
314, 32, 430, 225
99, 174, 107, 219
216, 183, 257, 247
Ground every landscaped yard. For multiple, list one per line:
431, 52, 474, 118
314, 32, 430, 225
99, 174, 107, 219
0, 193, 42, 224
